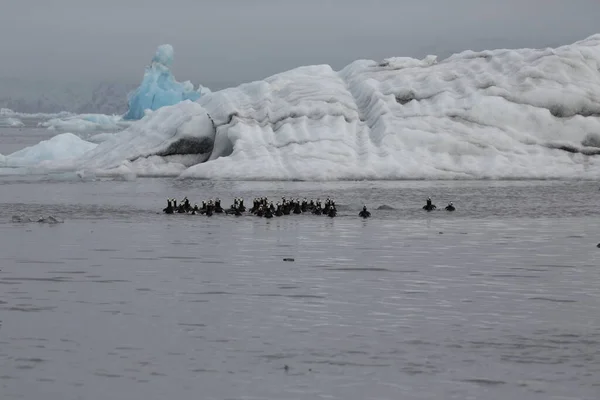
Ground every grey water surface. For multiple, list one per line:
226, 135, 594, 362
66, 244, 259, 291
1, 128, 600, 400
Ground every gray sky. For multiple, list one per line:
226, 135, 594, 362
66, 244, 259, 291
1, 0, 599, 89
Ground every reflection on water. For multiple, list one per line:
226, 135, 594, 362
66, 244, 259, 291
0, 179, 599, 400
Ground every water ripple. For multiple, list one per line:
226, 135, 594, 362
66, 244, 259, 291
0, 179, 599, 400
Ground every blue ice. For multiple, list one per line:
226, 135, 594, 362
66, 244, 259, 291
123, 44, 202, 120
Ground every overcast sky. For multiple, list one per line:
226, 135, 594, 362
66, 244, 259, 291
1, 0, 599, 89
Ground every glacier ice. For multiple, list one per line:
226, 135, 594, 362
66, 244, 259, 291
122, 44, 205, 121
0, 133, 97, 168
0, 101, 214, 175
185, 34, 600, 180
68, 101, 215, 178
0, 116, 24, 128
39, 113, 132, 132
3, 34, 600, 180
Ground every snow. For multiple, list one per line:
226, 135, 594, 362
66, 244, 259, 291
122, 44, 204, 120
185, 34, 600, 180
70, 101, 214, 174
3, 34, 600, 180
0, 132, 97, 168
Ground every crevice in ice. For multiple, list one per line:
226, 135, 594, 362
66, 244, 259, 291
544, 142, 600, 155
488, 92, 600, 119
393, 89, 443, 105
217, 109, 358, 131
581, 132, 600, 147
395, 92, 415, 105
548, 104, 600, 118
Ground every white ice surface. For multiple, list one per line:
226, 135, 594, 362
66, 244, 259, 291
3, 34, 600, 180
39, 114, 132, 132
71, 101, 214, 173
0, 132, 97, 168
181, 35, 600, 180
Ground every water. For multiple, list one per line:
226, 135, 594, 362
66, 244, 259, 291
1, 127, 600, 400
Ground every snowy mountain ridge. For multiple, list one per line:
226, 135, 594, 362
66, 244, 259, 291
0, 78, 136, 114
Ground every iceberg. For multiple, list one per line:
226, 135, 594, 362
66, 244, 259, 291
0, 132, 97, 168
1, 108, 73, 120
38, 113, 132, 132
122, 44, 204, 120
3, 34, 600, 180
1, 108, 76, 130
29, 44, 206, 133
0, 116, 24, 128
0, 101, 214, 177
71, 101, 215, 177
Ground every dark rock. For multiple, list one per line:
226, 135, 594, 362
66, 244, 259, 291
155, 136, 214, 157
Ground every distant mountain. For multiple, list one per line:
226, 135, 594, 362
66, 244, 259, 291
0, 78, 136, 114
79, 82, 138, 114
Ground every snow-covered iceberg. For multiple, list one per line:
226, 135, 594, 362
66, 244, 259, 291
123, 44, 204, 120
72, 101, 215, 177
3, 34, 600, 180
0, 101, 215, 177
0, 132, 97, 168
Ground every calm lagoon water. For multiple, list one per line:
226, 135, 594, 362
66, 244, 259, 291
1, 127, 600, 400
